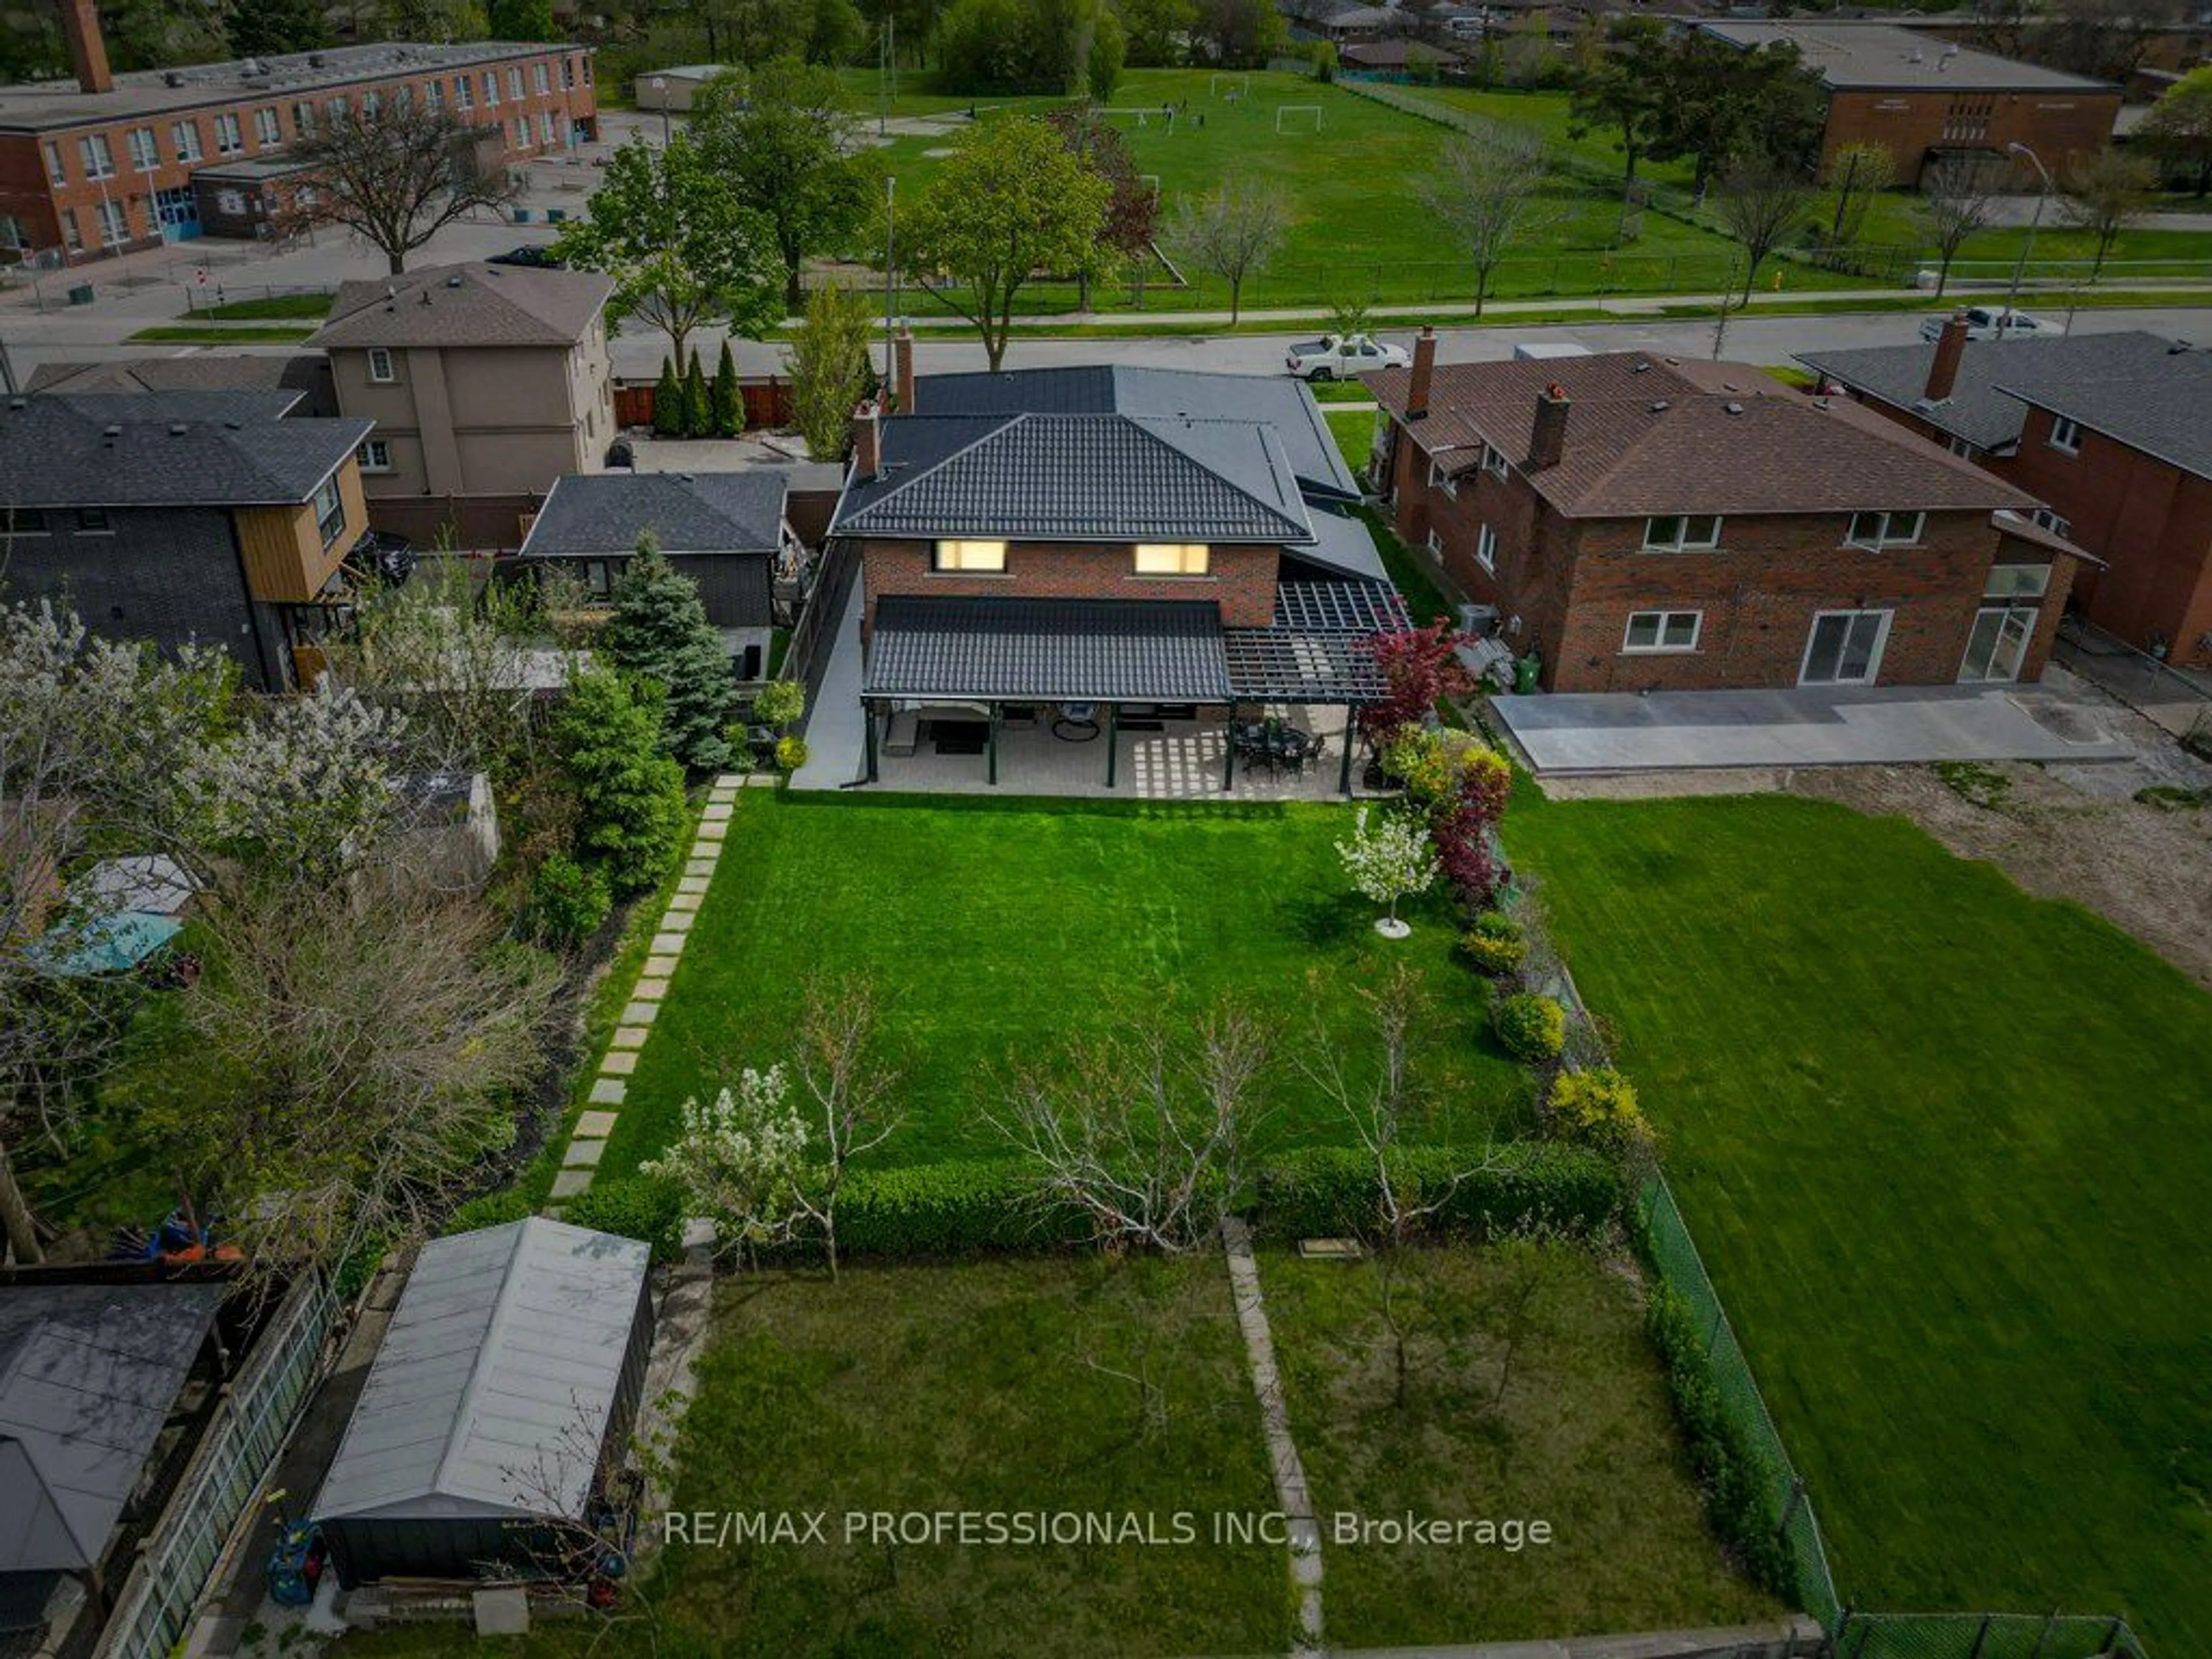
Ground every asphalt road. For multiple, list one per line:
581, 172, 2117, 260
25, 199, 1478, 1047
5, 300, 2207, 387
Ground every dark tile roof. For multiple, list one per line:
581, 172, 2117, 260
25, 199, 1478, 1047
1793, 331, 2203, 455
1281, 505, 1388, 584
25, 354, 331, 412
0, 1283, 229, 1571
1, 392, 369, 508
313, 263, 613, 351
519, 471, 788, 559
832, 412, 1312, 544
1369, 351, 2035, 518
1994, 340, 2212, 482
865, 596, 1233, 701
911, 364, 1356, 494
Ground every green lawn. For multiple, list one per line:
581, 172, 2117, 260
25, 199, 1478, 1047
1503, 793, 2212, 1652
1325, 406, 1374, 474
605, 793, 1531, 1179
1267, 1245, 1785, 1643
187, 291, 334, 320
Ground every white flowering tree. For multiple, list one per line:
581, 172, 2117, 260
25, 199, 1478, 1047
645, 1065, 811, 1267
1336, 806, 1440, 938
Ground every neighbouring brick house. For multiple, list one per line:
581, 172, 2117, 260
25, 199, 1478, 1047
825, 344, 1406, 789
1798, 327, 2212, 670
1699, 20, 2120, 185
0, 3, 596, 263
1369, 332, 2089, 693
0, 388, 372, 689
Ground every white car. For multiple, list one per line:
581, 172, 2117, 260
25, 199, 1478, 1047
1920, 306, 2049, 342
1285, 333, 1411, 381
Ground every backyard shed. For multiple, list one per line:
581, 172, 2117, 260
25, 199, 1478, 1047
311, 1218, 653, 1589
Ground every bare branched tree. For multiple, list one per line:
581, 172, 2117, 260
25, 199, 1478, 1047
284, 96, 520, 274
1418, 133, 1559, 316
1918, 154, 2008, 298
1171, 180, 1290, 325
2058, 148, 2158, 281
501, 1397, 666, 1654
988, 1001, 1270, 1254
1712, 156, 1815, 302
789, 975, 900, 1278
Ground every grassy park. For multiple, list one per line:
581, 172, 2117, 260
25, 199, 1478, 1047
603, 791, 1533, 1179
1504, 793, 2212, 1652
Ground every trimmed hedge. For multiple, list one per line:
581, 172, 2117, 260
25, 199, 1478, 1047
1249, 1143, 1621, 1244
835, 1160, 1089, 1257
444, 1189, 535, 1235
1643, 1282, 1794, 1599
564, 1174, 684, 1262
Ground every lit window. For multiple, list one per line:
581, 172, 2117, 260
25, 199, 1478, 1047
356, 439, 393, 472
1846, 510, 1925, 550
1134, 543, 1210, 575
1641, 514, 1721, 552
368, 347, 396, 383
1984, 563, 2051, 600
2048, 415, 2082, 454
1475, 523, 1497, 572
1622, 610, 1700, 653
933, 539, 1007, 572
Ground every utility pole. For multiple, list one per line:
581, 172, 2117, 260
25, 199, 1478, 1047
2002, 141, 2053, 338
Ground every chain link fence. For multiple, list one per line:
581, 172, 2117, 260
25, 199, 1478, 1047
1833, 1611, 2150, 1658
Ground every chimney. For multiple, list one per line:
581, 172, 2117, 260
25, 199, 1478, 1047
851, 398, 882, 480
1528, 382, 1570, 472
59, 0, 112, 94
894, 323, 915, 414
1924, 312, 1970, 403
1406, 324, 1436, 421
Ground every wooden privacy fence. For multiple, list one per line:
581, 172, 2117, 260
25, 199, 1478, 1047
613, 374, 794, 431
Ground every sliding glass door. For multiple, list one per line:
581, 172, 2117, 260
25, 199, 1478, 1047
1800, 610, 1892, 687
1959, 605, 2036, 683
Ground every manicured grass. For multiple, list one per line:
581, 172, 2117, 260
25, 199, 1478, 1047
1266, 1245, 1785, 1643
126, 324, 316, 343
605, 793, 1531, 1178
1504, 794, 2212, 1652
187, 291, 334, 320
1325, 406, 1374, 475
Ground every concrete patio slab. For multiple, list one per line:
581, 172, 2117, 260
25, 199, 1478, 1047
1494, 683, 2135, 776
601, 1050, 638, 1075
621, 1000, 660, 1026
610, 1027, 650, 1050
563, 1138, 608, 1168
575, 1109, 620, 1138
550, 1169, 593, 1199
589, 1078, 627, 1105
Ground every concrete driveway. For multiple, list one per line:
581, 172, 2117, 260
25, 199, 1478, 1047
1493, 682, 2135, 775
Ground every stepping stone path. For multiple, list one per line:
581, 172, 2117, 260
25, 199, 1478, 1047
549, 774, 770, 1204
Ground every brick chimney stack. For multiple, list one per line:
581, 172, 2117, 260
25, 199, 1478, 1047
893, 323, 915, 414
1923, 312, 1971, 403
59, 0, 112, 94
1406, 325, 1436, 421
1528, 382, 1570, 472
851, 398, 882, 479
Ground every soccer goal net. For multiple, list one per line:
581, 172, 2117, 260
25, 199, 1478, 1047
1209, 72, 1250, 99
1274, 104, 1323, 134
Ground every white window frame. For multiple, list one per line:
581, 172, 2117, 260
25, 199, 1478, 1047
1845, 510, 1926, 550
508, 66, 525, 100
213, 112, 243, 154
1640, 514, 1722, 552
539, 110, 556, 146
425, 78, 444, 111
313, 476, 346, 547
1428, 457, 1459, 501
291, 102, 315, 139
43, 141, 65, 185
456, 75, 475, 111
1475, 522, 1497, 573
2048, 415, 2082, 454
1622, 609, 1701, 654
356, 438, 393, 473
367, 347, 396, 384
255, 108, 282, 147
78, 134, 115, 179
60, 207, 81, 253
92, 198, 128, 248
932, 539, 1008, 573
1799, 608, 1893, 687
127, 126, 158, 172
584, 559, 611, 598
1134, 543, 1210, 576
1482, 442, 1508, 478
483, 71, 500, 107
535, 62, 551, 94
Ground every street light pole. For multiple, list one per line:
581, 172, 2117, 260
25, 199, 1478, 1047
2002, 141, 2053, 339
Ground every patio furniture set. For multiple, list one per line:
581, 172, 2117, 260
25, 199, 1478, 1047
1232, 717, 1327, 776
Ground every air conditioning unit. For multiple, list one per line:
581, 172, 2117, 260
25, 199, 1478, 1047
1456, 602, 1501, 637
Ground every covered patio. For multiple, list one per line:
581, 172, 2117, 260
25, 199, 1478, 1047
858, 586, 1404, 798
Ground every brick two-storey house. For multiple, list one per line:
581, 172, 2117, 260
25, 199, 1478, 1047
1370, 335, 2086, 693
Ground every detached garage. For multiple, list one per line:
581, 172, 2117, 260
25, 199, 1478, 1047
312, 1218, 654, 1589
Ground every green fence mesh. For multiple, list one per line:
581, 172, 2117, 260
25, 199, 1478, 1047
1835, 1612, 2151, 1658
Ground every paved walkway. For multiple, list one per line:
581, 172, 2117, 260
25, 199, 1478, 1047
1495, 683, 2135, 775
787, 576, 868, 791
548, 772, 769, 1201
1221, 1217, 1324, 1651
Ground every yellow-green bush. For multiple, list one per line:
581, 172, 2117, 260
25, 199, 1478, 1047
1493, 991, 1566, 1063
1549, 1066, 1654, 1154
1461, 910, 1527, 975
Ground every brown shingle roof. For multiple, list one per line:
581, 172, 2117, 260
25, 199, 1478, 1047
310, 262, 613, 351
1369, 352, 2036, 517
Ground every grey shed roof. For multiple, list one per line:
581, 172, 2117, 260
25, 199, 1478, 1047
313, 263, 614, 352
0, 1283, 228, 1572
520, 471, 788, 560
865, 596, 1233, 701
833, 413, 1312, 544
1698, 21, 2116, 90
0, 392, 369, 508
912, 365, 1357, 495
1796, 332, 2207, 460
313, 1218, 650, 1526
1995, 341, 2212, 482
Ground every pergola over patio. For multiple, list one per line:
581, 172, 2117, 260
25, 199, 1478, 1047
861, 587, 1406, 794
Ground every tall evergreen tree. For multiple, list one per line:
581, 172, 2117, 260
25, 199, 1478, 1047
554, 666, 688, 892
711, 339, 743, 437
653, 355, 684, 437
681, 352, 712, 438
601, 533, 735, 771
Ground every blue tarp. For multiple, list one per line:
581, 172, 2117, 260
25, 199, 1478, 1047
28, 909, 182, 978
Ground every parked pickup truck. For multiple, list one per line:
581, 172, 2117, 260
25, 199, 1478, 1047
1284, 333, 1410, 381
